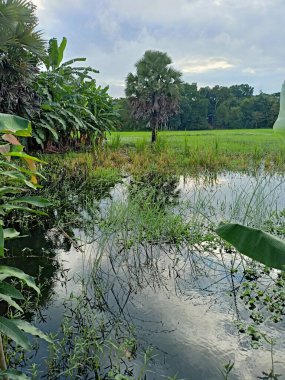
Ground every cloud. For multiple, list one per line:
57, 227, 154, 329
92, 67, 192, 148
32, 0, 285, 96
178, 58, 234, 74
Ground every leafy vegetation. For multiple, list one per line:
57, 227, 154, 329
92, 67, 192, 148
31, 37, 119, 150
0, 113, 51, 377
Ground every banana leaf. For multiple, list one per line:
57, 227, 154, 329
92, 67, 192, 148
216, 222, 285, 270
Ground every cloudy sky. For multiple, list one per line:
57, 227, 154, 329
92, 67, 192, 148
33, 0, 285, 97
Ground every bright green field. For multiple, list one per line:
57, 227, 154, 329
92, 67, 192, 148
112, 129, 285, 154
106, 128, 285, 173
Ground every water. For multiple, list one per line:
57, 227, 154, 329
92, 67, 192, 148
6, 171, 285, 379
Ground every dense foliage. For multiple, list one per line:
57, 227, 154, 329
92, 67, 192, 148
0, 0, 44, 119
32, 38, 118, 150
0, 1, 119, 152
125, 50, 182, 142
119, 83, 279, 131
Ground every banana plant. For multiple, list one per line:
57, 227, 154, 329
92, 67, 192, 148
216, 222, 285, 270
32, 37, 118, 150
0, 113, 51, 378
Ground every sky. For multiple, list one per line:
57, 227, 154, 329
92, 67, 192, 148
33, 0, 285, 97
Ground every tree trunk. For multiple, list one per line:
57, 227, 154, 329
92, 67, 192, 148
151, 126, 157, 143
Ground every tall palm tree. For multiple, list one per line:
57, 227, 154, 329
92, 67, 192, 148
0, 0, 45, 118
125, 50, 182, 143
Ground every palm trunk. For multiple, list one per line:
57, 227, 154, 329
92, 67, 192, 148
151, 123, 158, 143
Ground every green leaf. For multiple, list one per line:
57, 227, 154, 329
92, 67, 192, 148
0, 114, 32, 137
58, 37, 67, 67
3, 228, 20, 239
0, 369, 30, 379
12, 320, 52, 343
0, 293, 23, 312
0, 283, 24, 300
0, 266, 40, 294
216, 223, 285, 270
0, 205, 47, 216
4, 152, 46, 164
0, 187, 26, 196
11, 196, 51, 208
0, 316, 31, 350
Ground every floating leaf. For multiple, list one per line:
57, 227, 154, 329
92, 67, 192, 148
216, 223, 285, 270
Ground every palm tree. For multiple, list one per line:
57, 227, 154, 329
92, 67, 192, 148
0, 0, 44, 56
125, 50, 182, 143
0, 0, 45, 118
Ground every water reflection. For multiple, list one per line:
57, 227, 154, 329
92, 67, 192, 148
4, 171, 285, 379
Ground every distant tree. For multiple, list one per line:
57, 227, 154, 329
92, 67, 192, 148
199, 85, 230, 127
229, 84, 254, 99
169, 83, 208, 130
125, 50, 182, 143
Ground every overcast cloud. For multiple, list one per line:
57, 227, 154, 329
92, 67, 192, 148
33, 0, 285, 97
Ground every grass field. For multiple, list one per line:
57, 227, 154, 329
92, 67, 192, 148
111, 129, 284, 153
44, 129, 285, 177
106, 129, 285, 174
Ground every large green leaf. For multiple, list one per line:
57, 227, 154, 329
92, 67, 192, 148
11, 196, 51, 208
57, 37, 67, 67
4, 152, 46, 163
216, 223, 285, 270
0, 114, 31, 137
0, 266, 40, 294
0, 283, 24, 300
12, 320, 52, 343
0, 317, 31, 350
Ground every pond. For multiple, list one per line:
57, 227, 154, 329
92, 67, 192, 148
6, 170, 285, 379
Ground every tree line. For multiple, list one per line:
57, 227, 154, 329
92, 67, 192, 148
120, 59, 280, 134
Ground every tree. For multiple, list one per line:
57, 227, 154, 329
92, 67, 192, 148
0, 0, 45, 118
125, 50, 182, 143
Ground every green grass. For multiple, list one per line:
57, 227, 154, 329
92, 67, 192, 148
107, 129, 285, 174
111, 129, 284, 154
39, 129, 285, 178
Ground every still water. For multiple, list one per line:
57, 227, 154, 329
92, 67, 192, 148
7, 171, 285, 379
